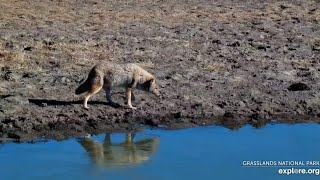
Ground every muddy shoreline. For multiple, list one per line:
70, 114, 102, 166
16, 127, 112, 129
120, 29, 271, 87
0, 0, 320, 141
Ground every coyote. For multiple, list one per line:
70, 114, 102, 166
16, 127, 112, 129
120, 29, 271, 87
75, 62, 160, 109
78, 132, 159, 168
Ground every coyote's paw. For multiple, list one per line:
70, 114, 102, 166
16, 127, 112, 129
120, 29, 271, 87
127, 105, 137, 110
107, 102, 121, 108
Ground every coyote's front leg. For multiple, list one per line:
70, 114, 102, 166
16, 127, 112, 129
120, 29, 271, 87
126, 87, 136, 109
126, 77, 138, 109
103, 85, 120, 108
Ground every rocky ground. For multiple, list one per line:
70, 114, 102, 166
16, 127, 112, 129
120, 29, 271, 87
0, 0, 320, 141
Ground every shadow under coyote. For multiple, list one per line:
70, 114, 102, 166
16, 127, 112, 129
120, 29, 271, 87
77, 132, 160, 168
28, 99, 120, 108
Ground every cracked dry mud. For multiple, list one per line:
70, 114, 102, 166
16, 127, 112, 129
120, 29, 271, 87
0, 0, 320, 141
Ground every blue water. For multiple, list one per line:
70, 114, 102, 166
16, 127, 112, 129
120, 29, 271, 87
0, 124, 320, 180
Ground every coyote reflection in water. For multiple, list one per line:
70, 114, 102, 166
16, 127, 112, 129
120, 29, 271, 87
78, 133, 159, 168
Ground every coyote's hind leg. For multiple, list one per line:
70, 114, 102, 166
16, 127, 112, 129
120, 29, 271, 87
83, 79, 103, 109
103, 86, 120, 108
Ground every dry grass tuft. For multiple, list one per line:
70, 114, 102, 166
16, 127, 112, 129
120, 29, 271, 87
0, 49, 27, 69
206, 63, 226, 72
138, 61, 155, 69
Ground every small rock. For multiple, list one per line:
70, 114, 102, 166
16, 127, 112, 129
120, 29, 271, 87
25, 85, 33, 89
183, 95, 190, 101
61, 77, 71, 84
191, 103, 202, 109
168, 103, 175, 107
237, 101, 246, 108
4, 71, 20, 81
41, 103, 48, 107
212, 105, 226, 116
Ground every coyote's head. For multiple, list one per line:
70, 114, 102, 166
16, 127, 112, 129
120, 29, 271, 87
139, 78, 160, 96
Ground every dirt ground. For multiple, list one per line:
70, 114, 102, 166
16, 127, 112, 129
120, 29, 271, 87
0, 0, 320, 141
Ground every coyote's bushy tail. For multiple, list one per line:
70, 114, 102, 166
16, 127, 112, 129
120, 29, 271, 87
75, 67, 96, 95
75, 78, 90, 95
